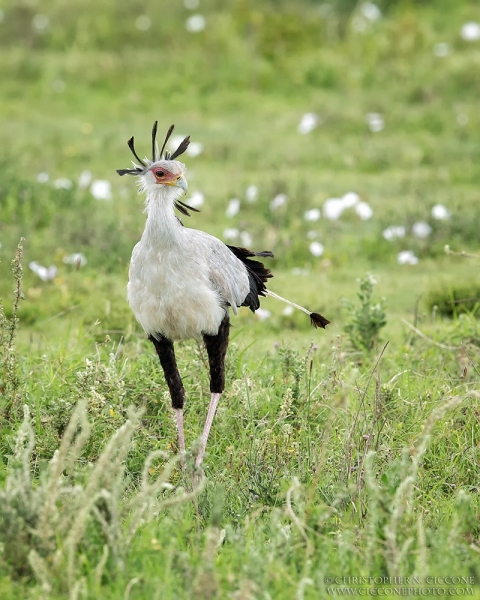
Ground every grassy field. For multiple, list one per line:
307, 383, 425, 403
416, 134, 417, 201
1, 0, 480, 597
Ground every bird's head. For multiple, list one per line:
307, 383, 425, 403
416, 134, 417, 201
117, 122, 199, 217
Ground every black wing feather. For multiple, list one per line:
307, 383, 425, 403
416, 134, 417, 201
227, 245, 274, 312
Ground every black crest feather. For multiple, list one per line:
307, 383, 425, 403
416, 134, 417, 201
151, 120, 158, 162
174, 200, 201, 217
160, 124, 175, 160
127, 137, 146, 167
116, 167, 143, 176
117, 122, 192, 177
170, 135, 191, 160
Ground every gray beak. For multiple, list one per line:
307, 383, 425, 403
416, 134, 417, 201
174, 176, 188, 193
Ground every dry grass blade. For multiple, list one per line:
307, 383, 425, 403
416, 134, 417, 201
401, 319, 463, 350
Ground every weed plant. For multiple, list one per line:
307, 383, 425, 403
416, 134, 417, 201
343, 273, 387, 352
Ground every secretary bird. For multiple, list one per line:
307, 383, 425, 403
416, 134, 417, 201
117, 122, 330, 468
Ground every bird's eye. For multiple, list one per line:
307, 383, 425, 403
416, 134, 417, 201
155, 170, 165, 178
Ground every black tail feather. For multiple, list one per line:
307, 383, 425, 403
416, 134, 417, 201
310, 312, 330, 329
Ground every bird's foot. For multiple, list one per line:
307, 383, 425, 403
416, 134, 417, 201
192, 465, 204, 489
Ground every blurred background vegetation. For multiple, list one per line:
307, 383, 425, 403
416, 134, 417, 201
0, 0, 479, 342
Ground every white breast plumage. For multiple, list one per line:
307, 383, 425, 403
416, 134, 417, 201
128, 237, 229, 341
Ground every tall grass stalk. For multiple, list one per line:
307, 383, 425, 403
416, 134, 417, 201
0, 239, 24, 419
0, 402, 203, 597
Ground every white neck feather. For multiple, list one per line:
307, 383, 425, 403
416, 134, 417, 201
142, 186, 182, 245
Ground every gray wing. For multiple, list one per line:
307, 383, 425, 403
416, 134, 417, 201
188, 229, 274, 314
203, 232, 252, 314
187, 230, 251, 314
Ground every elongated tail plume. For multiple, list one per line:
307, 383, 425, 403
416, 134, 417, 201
265, 290, 330, 329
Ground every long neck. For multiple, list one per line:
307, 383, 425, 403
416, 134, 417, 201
143, 186, 182, 246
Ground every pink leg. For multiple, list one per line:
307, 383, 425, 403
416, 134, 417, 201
174, 408, 186, 469
195, 392, 222, 468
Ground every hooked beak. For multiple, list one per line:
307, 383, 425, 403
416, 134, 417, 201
170, 175, 188, 193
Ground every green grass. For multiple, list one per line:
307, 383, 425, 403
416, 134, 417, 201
1, 0, 480, 597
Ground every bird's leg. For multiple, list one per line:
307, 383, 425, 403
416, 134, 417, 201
195, 392, 222, 469
149, 335, 187, 469
197, 316, 230, 468
174, 408, 186, 456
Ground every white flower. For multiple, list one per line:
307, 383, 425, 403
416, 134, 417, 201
304, 208, 321, 222
223, 228, 239, 240
255, 308, 271, 321
186, 14, 206, 32
169, 133, 203, 157
37, 172, 49, 183
90, 180, 112, 200
29, 261, 57, 281
226, 198, 240, 217
54, 178, 73, 190
323, 197, 344, 220
309, 242, 324, 257
186, 191, 204, 208
292, 267, 310, 276
52, 80, 65, 93
383, 226, 406, 241
361, 2, 381, 21
306, 230, 318, 240
245, 185, 258, 203
412, 221, 432, 239
352, 16, 367, 32
366, 113, 384, 132
32, 14, 49, 31
78, 170, 92, 189
270, 193, 287, 211
282, 306, 294, 316
63, 253, 87, 267
184, 0, 199, 8
457, 113, 468, 126
431, 204, 451, 221
135, 15, 151, 31
341, 191, 360, 208
397, 250, 418, 265
297, 113, 318, 135
461, 22, 480, 41
240, 231, 253, 247
186, 141, 203, 157
169, 134, 185, 150
355, 202, 373, 220
433, 42, 450, 57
